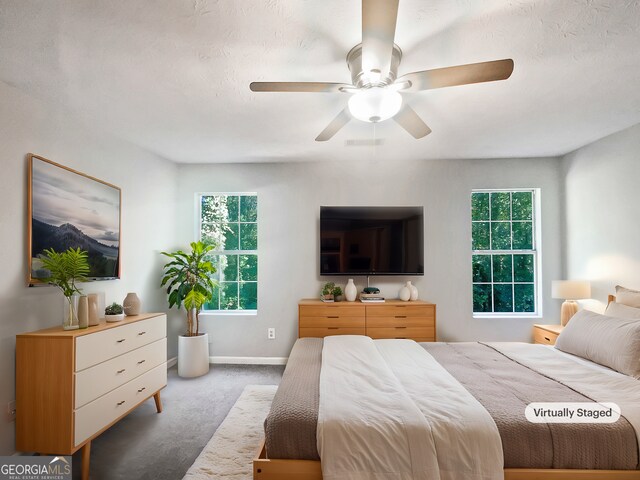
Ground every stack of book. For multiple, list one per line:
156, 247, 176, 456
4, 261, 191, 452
359, 293, 385, 303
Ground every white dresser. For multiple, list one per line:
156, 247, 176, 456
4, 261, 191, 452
16, 313, 167, 480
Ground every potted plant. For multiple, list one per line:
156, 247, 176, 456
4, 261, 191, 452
105, 302, 125, 322
161, 241, 217, 378
321, 282, 335, 302
333, 285, 343, 302
40, 247, 90, 330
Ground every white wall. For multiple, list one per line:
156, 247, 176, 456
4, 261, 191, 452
0, 81, 178, 455
563, 122, 640, 312
177, 156, 564, 358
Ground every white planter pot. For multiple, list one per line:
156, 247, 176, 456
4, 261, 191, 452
178, 333, 210, 378
105, 313, 125, 323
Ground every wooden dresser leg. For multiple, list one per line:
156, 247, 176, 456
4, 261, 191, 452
81, 441, 91, 480
154, 391, 163, 413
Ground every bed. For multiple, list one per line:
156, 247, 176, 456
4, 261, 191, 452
254, 294, 640, 480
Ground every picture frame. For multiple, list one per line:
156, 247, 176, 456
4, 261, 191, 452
28, 154, 122, 284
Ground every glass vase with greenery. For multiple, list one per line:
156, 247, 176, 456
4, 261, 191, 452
40, 247, 90, 330
161, 241, 217, 336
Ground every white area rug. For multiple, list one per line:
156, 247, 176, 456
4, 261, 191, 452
183, 385, 277, 480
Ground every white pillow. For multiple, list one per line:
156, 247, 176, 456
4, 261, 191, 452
605, 301, 640, 320
555, 310, 640, 378
615, 285, 640, 308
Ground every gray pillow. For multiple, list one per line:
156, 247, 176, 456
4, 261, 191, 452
616, 285, 640, 308
605, 301, 640, 320
555, 310, 640, 378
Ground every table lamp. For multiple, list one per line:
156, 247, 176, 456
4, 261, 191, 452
552, 280, 591, 326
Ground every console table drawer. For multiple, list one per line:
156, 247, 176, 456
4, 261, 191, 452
76, 316, 166, 371
367, 326, 435, 340
299, 326, 365, 338
299, 316, 365, 328
299, 305, 365, 317
366, 316, 435, 328
74, 363, 166, 446
75, 338, 166, 409
366, 305, 435, 317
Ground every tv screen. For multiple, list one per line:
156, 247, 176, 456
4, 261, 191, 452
320, 206, 424, 276
28, 154, 121, 283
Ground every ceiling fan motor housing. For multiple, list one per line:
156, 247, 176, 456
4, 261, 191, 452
347, 43, 402, 88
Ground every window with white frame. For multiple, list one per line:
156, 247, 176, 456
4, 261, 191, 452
471, 189, 540, 316
198, 193, 257, 311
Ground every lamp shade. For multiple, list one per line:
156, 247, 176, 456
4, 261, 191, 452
347, 87, 402, 123
551, 280, 591, 300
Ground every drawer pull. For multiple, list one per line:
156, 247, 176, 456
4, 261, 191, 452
137, 359, 146, 365
116, 400, 126, 406
327, 327, 339, 330
327, 316, 339, 319
394, 326, 407, 329
117, 369, 126, 374
396, 337, 407, 339
116, 339, 126, 343
138, 331, 146, 336
395, 315, 407, 318
544, 337, 551, 342
137, 387, 146, 393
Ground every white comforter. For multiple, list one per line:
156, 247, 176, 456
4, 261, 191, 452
317, 336, 504, 480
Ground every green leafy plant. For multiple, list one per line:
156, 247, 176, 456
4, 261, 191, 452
332, 286, 343, 297
161, 241, 217, 336
105, 303, 124, 315
321, 282, 335, 297
40, 247, 90, 298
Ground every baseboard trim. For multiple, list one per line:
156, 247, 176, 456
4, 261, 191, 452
209, 356, 288, 365
167, 356, 178, 369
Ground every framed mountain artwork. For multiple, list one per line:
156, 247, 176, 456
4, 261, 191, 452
28, 154, 121, 284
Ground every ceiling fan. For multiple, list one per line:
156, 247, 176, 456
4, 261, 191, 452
250, 0, 514, 141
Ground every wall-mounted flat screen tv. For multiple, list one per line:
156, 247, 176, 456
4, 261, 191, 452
320, 206, 424, 276
28, 154, 121, 284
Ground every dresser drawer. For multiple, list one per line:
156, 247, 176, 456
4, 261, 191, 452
75, 338, 166, 408
365, 305, 435, 317
534, 328, 559, 345
366, 316, 435, 328
367, 326, 435, 340
299, 316, 365, 328
299, 305, 365, 317
299, 326, 365, 338
74, 363, 166, 446
76, 316, 166, 371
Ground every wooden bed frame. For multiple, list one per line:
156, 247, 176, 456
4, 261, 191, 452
254, 294, 640, 480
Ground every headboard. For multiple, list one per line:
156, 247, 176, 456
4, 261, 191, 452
608, 294, 616, 305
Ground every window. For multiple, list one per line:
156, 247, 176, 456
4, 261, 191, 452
198, 193, 258, 311
471, 190, 540, 316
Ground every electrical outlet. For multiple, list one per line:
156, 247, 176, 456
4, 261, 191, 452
7, 400, 16, 422
267, 328, 276, 340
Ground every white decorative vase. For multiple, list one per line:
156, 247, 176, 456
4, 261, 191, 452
178, 333, 210, 378
87, 294, 100, 326
399, 283, 411, 302
345, 279, 357, 302
408, 281, 418, 301
123, 292, 142, 316
77, 295, 89, 329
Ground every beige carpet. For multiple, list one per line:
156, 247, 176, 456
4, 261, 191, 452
183, 385, 277, 480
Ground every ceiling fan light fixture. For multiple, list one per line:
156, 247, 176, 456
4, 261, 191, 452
347, 87, 402, 123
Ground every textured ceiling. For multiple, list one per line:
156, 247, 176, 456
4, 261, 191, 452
0, 0, 639, 163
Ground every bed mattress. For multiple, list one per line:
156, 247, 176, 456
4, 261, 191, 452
264, 337, 639, 469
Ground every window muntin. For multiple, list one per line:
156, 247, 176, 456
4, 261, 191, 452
471, 190, 539, 316
199, 194, 257, 311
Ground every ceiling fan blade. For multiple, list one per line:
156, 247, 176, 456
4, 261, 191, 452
398, 59, 514, 92
250, 82, 351, 93
393, 104, 432, 139
315, 108, 351, 142
361, 0, 400, 79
